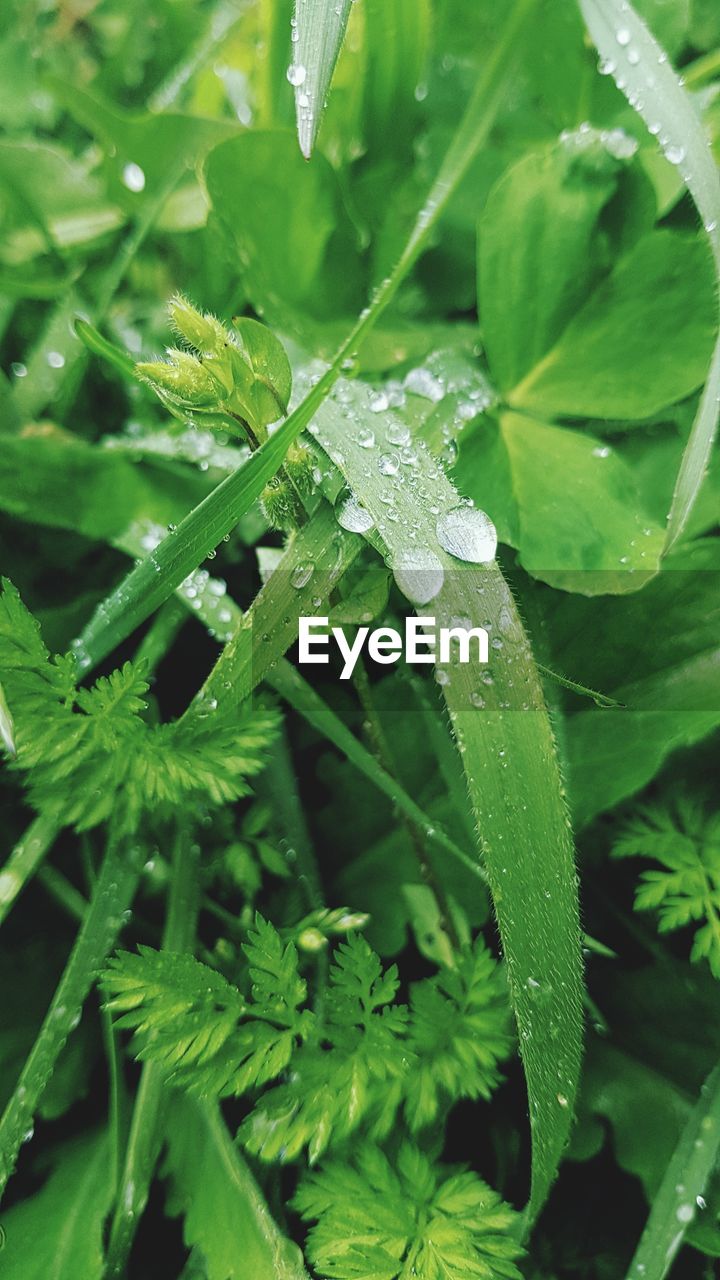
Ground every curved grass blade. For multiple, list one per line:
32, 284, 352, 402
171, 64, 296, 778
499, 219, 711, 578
578, 0, 720, 552
288, 370, 584, 1224
76, 0, 536, 674
0, 833, 142, 1201
291, 0, 352, 158
0, 813, 60, 929
625, 1059, 720, 1280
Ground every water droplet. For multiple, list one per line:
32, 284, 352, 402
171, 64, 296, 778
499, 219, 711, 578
593, 445, 611, 458
122, 162, 146, 193
369, 392, 388, 414
46, 350, 65, 368
697, 1195, 707, 1210
335, 488, 375, 534
291, 562, 314, 589
392, 548, 444, 605
676, 1204, 694, 1224
436, 505, 497, 564
598, 56, 616, 75
378, 452, 400, 476
286, 63, 306, 86
616, 27, 631, 46
665, 144, 686, 166
387, 422, 411, 446
10, 362, 27, 378
356, 426, 376, 448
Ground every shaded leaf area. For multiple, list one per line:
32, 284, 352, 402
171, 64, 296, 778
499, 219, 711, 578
0, 1132, 114, 1279
571, 961, 720, 1260
533, 539, 720, 826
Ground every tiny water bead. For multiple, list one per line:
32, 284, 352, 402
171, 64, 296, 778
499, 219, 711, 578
335, 488, 375, 534
46, 350, 65, 368
356, 426, 376, 449
122, 162, 146, 193
286, 63, 306, 86
616, 27, 631, 46
392, 548, 444, 606
436, 505, 497, 564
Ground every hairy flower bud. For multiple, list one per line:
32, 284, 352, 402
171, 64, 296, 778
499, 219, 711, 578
168, 294, 226, 355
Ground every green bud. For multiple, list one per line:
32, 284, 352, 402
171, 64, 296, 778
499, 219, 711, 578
136, 350, 217, 408
168, 294, 226, 355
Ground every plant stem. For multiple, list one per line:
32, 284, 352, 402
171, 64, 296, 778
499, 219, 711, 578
0, 812, 59, 929
351, 655, 462, 954
0, 827, 142, 1202
104, 824, 199, 1278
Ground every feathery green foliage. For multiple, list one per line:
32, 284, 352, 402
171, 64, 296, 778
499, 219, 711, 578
0, 580, 278, 831
294, 1142, 524, 1280
104, 918, 511, 1163
613, 795, 720, 976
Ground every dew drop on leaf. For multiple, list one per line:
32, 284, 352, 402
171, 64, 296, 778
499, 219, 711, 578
392, 548, 444, 605
436, 505, 497, 564
335, 488, 375, 534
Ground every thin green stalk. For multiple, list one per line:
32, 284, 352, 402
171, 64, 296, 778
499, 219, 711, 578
36, 864, 88, 922
0, 828, 142, 1202
104, 825, 199, 1278
351, 654, 462, 952
626, 1059, 720, 1280
683, 46, 720, 89
75, 0, 537, 674
268, 660, 486, 884
257, 727, 324, 911
0, 811, 59, 928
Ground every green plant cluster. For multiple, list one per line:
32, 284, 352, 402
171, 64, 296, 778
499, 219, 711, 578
0, 0, 720, 1278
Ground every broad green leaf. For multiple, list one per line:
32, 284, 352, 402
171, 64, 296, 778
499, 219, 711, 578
478, 138, 631, 393
281, 367, 583, 1223
291, 0, 352, 158
627, 1059, 720, 1279
204, 131, 362, 322
0, 140, 121, 261
506, 231, 717, 420
578, 0, 720, 546
46, 79, 236, 209
458, 412, 664, 593
543, 540, 720, 825
0, 427, 212, 544
0, 1133, 114, 1279
164, 1098, 308, 1279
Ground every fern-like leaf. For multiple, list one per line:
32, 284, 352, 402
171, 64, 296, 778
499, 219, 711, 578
103, 916, 312, 1095
294, 1142, 524, 1280
0, 580, 279, 830
613, 794, 720, 976
405, 940, 513, 1131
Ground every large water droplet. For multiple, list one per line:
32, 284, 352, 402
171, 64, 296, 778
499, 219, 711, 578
392, 548, 444, 605
291, 562, 314, 589
335, 488, 375, 534
286, 63, 306, 86
436, 505, 497, 564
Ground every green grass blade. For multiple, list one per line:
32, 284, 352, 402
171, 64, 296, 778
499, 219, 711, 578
300, 370, 584, 1223
0, 813, 59, 929
77, 0, 535, 673
0, 834, 142, 1200
291, 0, 352, 158
625, 1059, 720, 1280
578, 0, 720, 552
